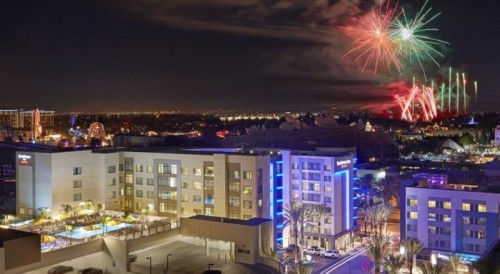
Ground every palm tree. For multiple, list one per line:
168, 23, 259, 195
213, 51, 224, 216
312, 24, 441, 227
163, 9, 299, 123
367, 236, 389, 274
385, 254, 406, 274
420, 262, 446, 274
358, 174, 377, 235
60, 204, 73, 219
311, 204, 332, 248
298, 204, 312, 248
288, 262, 315, 274
366, 204, 392, 237
284, 201, 303, 263
378, 176, 400, 207
404, 237, 424, 274
448, 253, 465, 274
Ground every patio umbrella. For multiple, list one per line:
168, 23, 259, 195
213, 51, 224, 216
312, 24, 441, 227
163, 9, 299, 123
32, 217, 50, 225
84, 225, 102, 231
106, 220, 121, 226
123, 216, 136, 223
40, 235, 57, 243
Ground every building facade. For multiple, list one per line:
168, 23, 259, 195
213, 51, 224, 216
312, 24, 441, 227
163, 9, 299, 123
401, 181, 500, 257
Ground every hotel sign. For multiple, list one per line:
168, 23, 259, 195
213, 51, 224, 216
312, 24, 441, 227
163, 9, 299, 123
18, 154, 32, 166
336, 159, 351, 168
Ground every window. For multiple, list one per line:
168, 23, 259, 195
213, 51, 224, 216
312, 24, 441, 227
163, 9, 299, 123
292, 173, 299, 180
243, 214, 252, 220
443, 214, 451, 222
108, 166, 116, 173
136, 190, 143, 198
182, 182, 189, 189
136, 202, 144, 210
135, 164, 143, 172
428, 213, 437, 222
193, 168, 202, 176
324, 197, 332, 203
193, 209, 202, 215
478, 204, 487, 212
243, 171, 253, 180
409, 211, 418, 219
136, 177, 143, 185
243, 186, 253, 194
325, 165, 331, 171
428, 200, 436, 208
324, 176, 331, 182
147, 191, 154, 199
204, 166, 214, 177
302, 182, 308, 190
205, 208, 214, 216
204, 181, 214, 191
74, 193, 82, 201
428, 226, 437, 234
147, 165, 153, 173
181, 194, 189, 202
108, 191, 116, 199
73, 167, 82, 175
243, 200, 252, 209
181, 167, 189, 175
231, 170, 240, 180
407, 223, 417, 232
158, 177, 176, 188
477, 231, 485, 239
158, 164, 178, 175
443, 201, 451, 209
125, 174, 133, 184
159, 190, 177, 200
228, 210, 239, 218
462, 203, 471, 211
147, 178, 154, 186
462, 216, 471, 224
325, 186, 332, 192
229, 182, 240, 192
477, 217, 487, 225
73, 180, 82, 188
292, 163, 298, 169
408, 199, 417, 206
193, 195, 202, 204
440, 227, 451, 235
108, 178, 116, 186
228, 196, 240, 207
193, 182, 202, 190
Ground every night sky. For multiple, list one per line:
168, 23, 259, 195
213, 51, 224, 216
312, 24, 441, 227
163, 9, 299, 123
0, 0, 498, 113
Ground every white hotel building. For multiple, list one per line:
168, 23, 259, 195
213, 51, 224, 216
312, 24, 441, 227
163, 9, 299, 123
16, 148, 356, 248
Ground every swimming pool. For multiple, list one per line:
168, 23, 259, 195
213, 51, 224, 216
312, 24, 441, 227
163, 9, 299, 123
55, 222, 132, 239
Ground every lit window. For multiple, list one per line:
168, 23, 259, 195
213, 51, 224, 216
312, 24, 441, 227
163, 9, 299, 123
135, 164, 143, 172
147, 165, 153, 173
443, 214, 451, 222
428, 200, 436, 208
243, 186, 253, 194
181, 194, 189, 202
193, 168, 202, 176
243, 171, 253, 180
243, 200, 252, 209
108, 191, 116, 199
409, 211, 418, 219
181, 167, 189, 175
193, 182, 202, 190
324, 186, 332, 192
243, 214, 252, 220
108, 178, 116, 186
408, 199, 418, 206
314, 183, 321, 192
462, 203, 471, 211
443, 201, 451, 209
478, 204, 487, 212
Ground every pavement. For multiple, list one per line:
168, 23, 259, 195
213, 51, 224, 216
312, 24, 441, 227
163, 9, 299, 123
130, 240, 279, 274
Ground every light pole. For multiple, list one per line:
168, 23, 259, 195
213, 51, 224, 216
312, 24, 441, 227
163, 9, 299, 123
166, 253, 172, 271
146, 257, 152, 274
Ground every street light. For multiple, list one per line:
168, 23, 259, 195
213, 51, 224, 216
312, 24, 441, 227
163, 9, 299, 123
146, 257, 152, 274
166, 253, 172, 271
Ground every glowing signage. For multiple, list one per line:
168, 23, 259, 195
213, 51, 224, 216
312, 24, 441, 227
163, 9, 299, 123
336, 159, 351, 168
18, 154, 32, 165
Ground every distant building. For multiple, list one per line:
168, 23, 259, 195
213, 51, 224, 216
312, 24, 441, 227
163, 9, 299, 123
401, 179, 500, 259
0, 109, 55, 129
495, 126, 500, 145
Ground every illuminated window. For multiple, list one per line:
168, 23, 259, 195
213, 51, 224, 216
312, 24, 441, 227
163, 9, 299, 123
181, 167, 189, 175
181, 194, 189, 202
325, 165, 331, 171
443, 214, 451, 222
324, 186, 332, 192
147, 165, 153, 173
73, 180, 82, 188
462, 203, 471, 211
205, 208, 214, 216
243, 186, 253, 194
408, 199, 418, 207
243, 214, 252, 220
443, 201, 451, 209
314, 183, 321, 192
228, 196, 240, 207
478, 204, 487, 212
125, 174, 133, 184
428, 226, 436, 234
108, 191, 116, 199
428, 213, 436, 221
243, 200, 252, 209
193, 209, 202, 215
193, 168, 202, 176
193, 182, 202, 190
409, 211, 418, 219
135, 164, 143, 172
108, 178, 116, 186
193, 195, 202, 204
243, 171, 253, 180
428, 200, 436, 208
205, 166, 214, 177
478, 231, 485, 239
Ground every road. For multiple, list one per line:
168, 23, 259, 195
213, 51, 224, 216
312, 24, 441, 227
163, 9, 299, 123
317, 248, 372, 274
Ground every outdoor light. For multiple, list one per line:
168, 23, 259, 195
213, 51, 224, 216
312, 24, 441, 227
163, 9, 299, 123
400, 246, 405, 255
306, 255, 312, 262
431, 254, 437, 266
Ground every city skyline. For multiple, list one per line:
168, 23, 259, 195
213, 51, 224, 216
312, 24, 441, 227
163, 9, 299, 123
0, 0, 498, 113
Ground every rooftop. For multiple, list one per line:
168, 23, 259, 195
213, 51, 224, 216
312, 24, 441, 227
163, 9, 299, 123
188, 215, 271, 226
0, 228, 38, 247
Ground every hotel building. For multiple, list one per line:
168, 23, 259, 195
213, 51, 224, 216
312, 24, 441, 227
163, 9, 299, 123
16, 147, 356, 248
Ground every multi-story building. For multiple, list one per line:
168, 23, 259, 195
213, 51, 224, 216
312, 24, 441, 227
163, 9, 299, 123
401, 179, 500, 258
16, 147, 356, 248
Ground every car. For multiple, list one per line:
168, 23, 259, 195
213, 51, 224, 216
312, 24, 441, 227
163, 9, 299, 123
304, 247, 322, 256
77, 268, 103, 274
48, 265, 74, 274
321, 250, 338, 258
285, 244, 300, 252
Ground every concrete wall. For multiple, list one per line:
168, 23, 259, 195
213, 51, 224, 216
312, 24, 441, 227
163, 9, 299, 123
127, 228, 179, 253
4, 234, 41, 270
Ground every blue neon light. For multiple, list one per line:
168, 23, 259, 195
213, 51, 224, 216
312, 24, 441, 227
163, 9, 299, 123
335, 170, 350, 230
277, 160, 283, 164
276, 224, 284, 229
277, 212, 283, 215
277, 238, 283, 241
270, 163, 274, 220
276, 199, 283, 203
277, 174, 283, 177
353, 168, 358, 170
276, 186, 283, 190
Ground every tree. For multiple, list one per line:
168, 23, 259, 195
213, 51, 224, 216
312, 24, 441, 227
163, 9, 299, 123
448, 253, 465, 274
385, 254, 406, 274
311, 204, 332, 248
405, 238, 424, 274
366, 204, 392, 237
284, 200, 305, 263
367, 236, 389, 274
420, 262, 446, 274
358, 174, 378, 235
377, 176, 400, 207
298, 204, 312, 248
60, 204, 74, 219
288, 262, 314, 274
